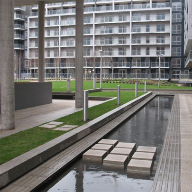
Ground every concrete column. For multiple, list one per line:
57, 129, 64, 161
75, 0, 84, 108
135, 83, 138, 97
0, 0, 15, 130
83, 90, 89, 121
38, 1, 45, 82
144, 81, 147, 92
117, 85, 120, 105
93, 77, 96, 89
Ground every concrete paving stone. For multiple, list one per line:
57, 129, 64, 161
48, 121, 63, 125
115, 142, 136, 154
0, 185, 30, 192
60, 125, 78, 128
132, 152, 155, 161
91, 144, 113, 153
103, 154, 129, 169
39, 124, 56, 129
83, 149, 108, 162
110, 147, 132, 158
98, 139, 118, 147
136, 146, 157, 154
127, 159, 152, 179
54, 127, 73, 131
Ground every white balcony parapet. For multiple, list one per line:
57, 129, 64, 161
151, 62, 169, 68
132, 62, 150, 68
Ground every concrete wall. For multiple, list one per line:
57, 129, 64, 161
0, 82, 52, 113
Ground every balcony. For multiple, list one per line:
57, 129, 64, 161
132, 62, 150, 68
14, 34, 25, 39
60, 31, 75, 36
14, 24, 25, 29
151, 62, 169, 68
185, 50, 192, 68
14, 44, 25, 49
60, 41, 75, 47
14, 14, 25, 20
60, 52, 75, 57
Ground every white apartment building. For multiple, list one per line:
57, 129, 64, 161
26, 0, 186, 80
184, 0, 192, 71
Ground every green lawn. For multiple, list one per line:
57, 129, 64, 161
0, 91, 144, 165
51, 80, 192, 92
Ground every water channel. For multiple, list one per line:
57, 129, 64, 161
38, 96, 173, 192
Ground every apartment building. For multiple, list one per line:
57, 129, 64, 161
26, 0, 186, 80
184, 0, 192, 72
14, 7, 26, 79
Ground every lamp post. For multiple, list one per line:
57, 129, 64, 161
157, 54, 163, 88
100, 47, 102, 89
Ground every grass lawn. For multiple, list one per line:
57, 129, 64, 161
51, 80, 192, 92
0, 91, 144, 165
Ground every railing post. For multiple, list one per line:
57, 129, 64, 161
135, 83, 138, 97
144, 81, 147, 92
67, 78, 70, 92
83, 90, 89, 121
93, 75, 96, 89
117, 85, 120, 105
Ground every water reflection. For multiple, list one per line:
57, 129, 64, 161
38, 96, 173, 192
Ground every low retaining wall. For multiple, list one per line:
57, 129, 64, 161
0, 82, 52, 113
0, 91, 152, 189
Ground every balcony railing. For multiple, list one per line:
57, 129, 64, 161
14, 44, 25, 49
132, 62, 150, 68
14, 34, 25, 39
185, 50, 192, 68
151, 62, 169, 68
14, 24, 25, 29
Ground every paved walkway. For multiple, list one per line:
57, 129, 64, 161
0, 99, 104, 138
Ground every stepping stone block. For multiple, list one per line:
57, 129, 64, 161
91, 144, 113, 153
132, 152, 155, 161
127, 159, 152, 179
136, 146, 157, 159
61, 125, 78, 128
103, 154, 129, 169
39, 124, 56, 129
115, 142, 136, 156
110, 148, 132, 159
48, 122, 63, 125
54, 127, 73, 131
98, 139, 118, 147
83, 149, 108, 162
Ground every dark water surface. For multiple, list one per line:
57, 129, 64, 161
39, 96, 173, 192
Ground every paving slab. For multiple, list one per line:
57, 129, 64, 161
110, 148, 132, 159
103, 154, 129, 169
91, 144, 113, 153
115, 142, 136, 155
48, 122, 63, 125
83, 149, 108, 162
132, 152, 155, 161
54, 127, 73, 131
137, 146, 157, 154
39, 124, 56, 129
127, 159, 152, 179
98, 139, 118, 147
60, 125, 78, 128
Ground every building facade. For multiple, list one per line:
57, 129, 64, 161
26, 0, 187, 80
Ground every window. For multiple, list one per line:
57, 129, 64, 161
35, 20, 38, 26
119, 14, 126, 22
47, 29, 50, 36
172, 13, 182, 23
132, 36, 141, 44
171, 58, 181, 68
146, 13, 150, 20
47, 40, 50, 47
146, 24, 150, 32
35, 40, 38, 47
47, 19, 50, 26
172, 24, 181, 34
35, 30, 38, 37
172, 36, 181, 45
54, 39, 59, 46
66, 17, 74, 25
67, 38, 74, 46
105, 15, 113, 22
132, 13, 141, 21
54, 18, 59, 25
84, 16, 91, 24
67, 28, 75, 35
119, 26, 126, 33
100, 37, 113, 44
47, 50, 50, 57
54, 50, 58, 57
172, 70, 180, 79
172, 2, 182, 11
83, 37, 90, 45
119, 36, 126, 44
156, 13, 165, 20
146, 47, 150, 55
132, 25, 141, 32
105, 26, 113, 33
146, 36, 150, 43
156, 47, 165, 55
67, 49, 74, 56
105, 48, 113, 56
132, 47, 140, 55
172, 47, 181, 56
54, 28, 59, 36
84, 27, 91, 34
119, 48, 126, 55
84, 48, 91, 56
156, 24, 165, 32
156, 35, 165, 43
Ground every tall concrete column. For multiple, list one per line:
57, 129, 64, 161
75, 0, 84, 108
38, 1, 45, 82
0, 0, 15, 130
